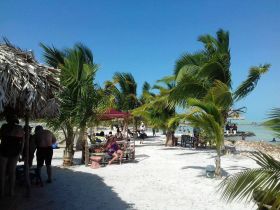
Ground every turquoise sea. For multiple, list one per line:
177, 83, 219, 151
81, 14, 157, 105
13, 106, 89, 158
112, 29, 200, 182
176, 120, 278, 143
0, 120, 278, 143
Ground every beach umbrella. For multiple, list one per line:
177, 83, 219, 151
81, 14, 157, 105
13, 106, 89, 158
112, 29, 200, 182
0, 40, 60, 196
98, 108, 130, 121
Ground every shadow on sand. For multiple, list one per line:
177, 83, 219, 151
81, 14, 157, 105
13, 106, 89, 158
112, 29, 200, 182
0, 167, 134, 210
181, 165, 229, 177
135, 142, 164, 148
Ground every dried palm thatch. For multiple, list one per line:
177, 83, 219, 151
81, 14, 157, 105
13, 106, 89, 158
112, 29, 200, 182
0, 39, 60, 118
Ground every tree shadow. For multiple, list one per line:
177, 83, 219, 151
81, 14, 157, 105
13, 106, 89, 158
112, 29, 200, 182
224, 165, 250, 171
182, 165, 229, 177
159, 147, 185, 151
135, 142, 164, 148
0, 167, 135, 210
176, 152, 199, 156
181, 166, 205, 170
134, 154, 150, 162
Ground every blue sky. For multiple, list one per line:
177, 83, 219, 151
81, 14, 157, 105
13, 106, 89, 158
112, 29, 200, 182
1, 0, 279, 121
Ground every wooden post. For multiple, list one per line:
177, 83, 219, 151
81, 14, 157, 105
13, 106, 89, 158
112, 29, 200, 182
24, 111, 31, 197
84, 132, 89, 166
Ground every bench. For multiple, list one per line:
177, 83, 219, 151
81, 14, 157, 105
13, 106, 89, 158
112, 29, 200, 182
89, 141, 135, 167
181, 135, 194, 148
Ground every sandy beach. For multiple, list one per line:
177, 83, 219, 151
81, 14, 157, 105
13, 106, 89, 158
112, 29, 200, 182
0, 134, 262, 210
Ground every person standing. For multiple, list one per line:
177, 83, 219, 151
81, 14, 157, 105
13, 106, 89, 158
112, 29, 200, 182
139, 122, 146, 144
152, 128, 156, 137
0, 112, 24, 197
34, 125, 56, 183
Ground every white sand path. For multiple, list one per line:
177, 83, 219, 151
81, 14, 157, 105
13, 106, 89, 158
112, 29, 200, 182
4, 135, 257, 210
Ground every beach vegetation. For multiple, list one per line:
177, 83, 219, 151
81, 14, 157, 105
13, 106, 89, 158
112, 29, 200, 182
219, 151, 280, 209
133, 76, 177, 145
263, 108, 280, 138
168, 29, 270, 176
41, 43, 105, 165
104, 72, 140, 132
219, 109, 280, 208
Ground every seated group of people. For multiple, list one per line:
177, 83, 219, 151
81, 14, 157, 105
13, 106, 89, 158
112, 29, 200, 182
90, 129, 126, 169
225, 123, 238, 135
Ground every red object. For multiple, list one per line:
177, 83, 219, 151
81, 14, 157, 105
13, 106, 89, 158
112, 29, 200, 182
98, 109, 130, 121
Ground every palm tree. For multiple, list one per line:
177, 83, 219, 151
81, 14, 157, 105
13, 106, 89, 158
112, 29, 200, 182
169, 29, 270, 175
219, 152, 280, 209
133, 77, 177, 145
104, 72, 140, 132
219, 109, 280, 209
41, 43, 101, 166
184, 81, 232, 176
171, 29, 269, 119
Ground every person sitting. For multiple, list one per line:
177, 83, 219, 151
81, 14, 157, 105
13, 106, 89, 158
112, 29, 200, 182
107, 131, 113, 138
115, 128, 123, 140
99, 131, 105, 136
232, 124, 237, 135
127, 129, 134, 138
225, 123, 230, 135
106, 137, 123, 165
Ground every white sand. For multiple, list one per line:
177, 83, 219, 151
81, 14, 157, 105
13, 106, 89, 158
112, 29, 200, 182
7, 135, 258, 210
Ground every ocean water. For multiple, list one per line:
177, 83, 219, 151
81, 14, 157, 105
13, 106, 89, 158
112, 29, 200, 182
0, 121, 277, 142
176, 122, 278, 142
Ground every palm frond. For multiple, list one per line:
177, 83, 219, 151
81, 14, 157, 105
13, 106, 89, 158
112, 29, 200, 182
219, 152, 280, 208
204, 80, 233, 110
174, 52, 206, 77
263, 108, 280, 138
167, 114, 187, 129
197, 61, 231, 86
40, 43, 65, 68
187, 98, 224, 126
234, 64, 270, 101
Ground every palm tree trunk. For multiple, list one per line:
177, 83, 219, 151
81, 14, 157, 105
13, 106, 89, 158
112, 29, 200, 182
165, 130, 174, 146
78, 126, 88, 165
215, 155, 221, 177
63, 123, 75, 166
133, 117, 138, 138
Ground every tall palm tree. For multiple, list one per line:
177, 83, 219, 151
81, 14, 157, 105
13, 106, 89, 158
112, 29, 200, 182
184, 81, 232, 176
41, 43, 101, 166
169, 29, 270, 175
219, 109, 280, 208
171, 29, 269, 117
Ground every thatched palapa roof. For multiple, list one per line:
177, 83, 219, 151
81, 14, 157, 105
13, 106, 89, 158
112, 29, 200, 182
0, 40, 60, 118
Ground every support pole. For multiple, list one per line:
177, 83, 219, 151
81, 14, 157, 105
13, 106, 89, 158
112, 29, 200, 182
24, 111, 31, 197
